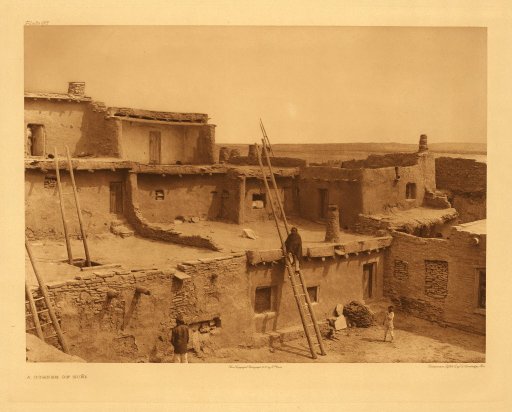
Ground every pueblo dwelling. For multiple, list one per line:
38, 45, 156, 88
24, 83, 486, 362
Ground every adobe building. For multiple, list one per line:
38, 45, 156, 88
24, 83, 486, 362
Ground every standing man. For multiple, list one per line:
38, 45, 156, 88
171, 314, 189, 363
285, 226, 303, 272
383, 306, 395, 342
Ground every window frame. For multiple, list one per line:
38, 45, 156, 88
254, 286, 274, 314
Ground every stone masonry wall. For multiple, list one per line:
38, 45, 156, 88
36, 253, 252, 361
37, 269, 184, 362
384, 229, 486, 333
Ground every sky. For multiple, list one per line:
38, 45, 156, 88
24, 26, 486, 144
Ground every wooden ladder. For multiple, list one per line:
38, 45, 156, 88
54, 145, 92, 267
255, 132, 326, 359
25, 236, 70, 353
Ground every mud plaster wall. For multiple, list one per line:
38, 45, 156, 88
248, 252, 385, 333
360, 154, 436, 214
120, 121, 213, 165
42, 270, 199, 362
24, 100, 121, 158
384, 230, 486, 334
25, 169, 126, 239
124, 172, 222, 250
137, 174, 229, 222
298, 167, 363, 227
435, 157, 486, 223
244, 176, 296, 222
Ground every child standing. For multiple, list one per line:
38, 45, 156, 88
383, 306, 395, 342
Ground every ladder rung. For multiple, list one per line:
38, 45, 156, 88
37, 309, 49, 314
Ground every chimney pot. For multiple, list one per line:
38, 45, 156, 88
68, 82, 86, 96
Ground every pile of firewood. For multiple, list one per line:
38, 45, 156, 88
342, 301, 375, 327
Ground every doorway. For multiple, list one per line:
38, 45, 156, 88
149, 131, 161, 164
26, 124, 45, 156
318, 188, 329, 219
110, 182, 124, 214
363, 263, 375, 300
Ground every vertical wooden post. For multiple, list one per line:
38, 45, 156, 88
65, 146, 91, 267
54, 149, 73, 264
25, 283, 44, 340
25, 236, 70, 353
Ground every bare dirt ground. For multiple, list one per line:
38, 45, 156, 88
193, 312, 485, 363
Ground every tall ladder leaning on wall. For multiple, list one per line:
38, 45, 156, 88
256, 121, 326, 359
54, 145, 92, 267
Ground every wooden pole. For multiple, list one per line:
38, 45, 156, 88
54, 149, 73, 264
256, 144, 317, 359
65, 146, 91, 267
25, 236, 70, 353
25, 283, 44, 340
259, 119, 275, 157
261, 139, 290, 234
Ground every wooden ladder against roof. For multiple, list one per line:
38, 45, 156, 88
25, 236, 70, 353
54, 146, 92, 267
255, 137, 326, 359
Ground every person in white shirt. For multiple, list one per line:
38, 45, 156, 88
383, 305, 395, 342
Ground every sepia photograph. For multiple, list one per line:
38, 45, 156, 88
22, 25, 488, 365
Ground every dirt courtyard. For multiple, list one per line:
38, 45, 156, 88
192, 312, 485, 363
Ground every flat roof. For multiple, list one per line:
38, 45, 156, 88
454, 219, 486, 235
25, 91, 92, 102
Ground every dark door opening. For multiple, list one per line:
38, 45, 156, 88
26, 124, 45, 157
149, 131, 161, 164
363, 263, 375, 300
110, 182, 124, 214
318, 188, 329, 219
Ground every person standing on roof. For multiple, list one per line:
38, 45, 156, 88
171, 314, 190, 363
285, 226, 303, 272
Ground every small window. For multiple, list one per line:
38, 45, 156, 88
254, 286, 273, 313
252, 193, 266, 209
406, 183, 417, 199
44, 175, 57, 189
155, 190, 164, 200
478, 269, 486, 309
307, 286, 319, 303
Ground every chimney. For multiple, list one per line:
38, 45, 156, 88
219, 147, 230, 163
325, 204, 342, 243
418, 134, 428, 152
68, 82, 86, 97
248, 144, 258, 160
